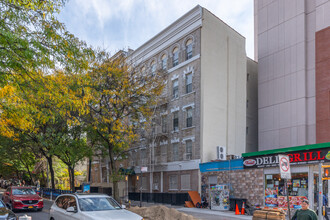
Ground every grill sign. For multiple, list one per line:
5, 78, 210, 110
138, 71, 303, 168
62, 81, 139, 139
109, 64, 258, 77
243, 148, 330, 169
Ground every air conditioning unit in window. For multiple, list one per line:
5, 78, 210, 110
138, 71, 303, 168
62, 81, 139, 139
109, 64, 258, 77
153, 183, 159, 190
216, 146, 226, 160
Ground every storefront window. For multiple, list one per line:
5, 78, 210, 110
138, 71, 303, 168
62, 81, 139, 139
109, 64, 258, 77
264, 173, 308, 209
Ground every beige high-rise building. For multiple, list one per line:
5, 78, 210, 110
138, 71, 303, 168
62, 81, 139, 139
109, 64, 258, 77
255, 0, 330, 151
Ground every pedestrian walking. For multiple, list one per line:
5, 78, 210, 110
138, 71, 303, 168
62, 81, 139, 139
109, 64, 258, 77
291, 199, 317, 220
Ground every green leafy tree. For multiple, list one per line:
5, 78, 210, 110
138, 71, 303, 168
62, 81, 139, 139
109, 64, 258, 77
0, 0, 94, 86
85, 53, 166, 201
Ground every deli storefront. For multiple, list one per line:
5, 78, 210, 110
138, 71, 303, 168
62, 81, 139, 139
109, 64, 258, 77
242, 142, 330, 210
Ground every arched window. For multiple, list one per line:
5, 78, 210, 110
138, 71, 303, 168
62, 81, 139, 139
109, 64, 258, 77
161, 54, 167, 70
150, 61, 156, 76
186, 39, 193, 60
172, 47, 179, 67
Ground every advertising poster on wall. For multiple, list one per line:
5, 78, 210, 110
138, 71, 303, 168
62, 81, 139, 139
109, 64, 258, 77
210, 184, 230, 211
265, 188, 278, 207
277, 196, 307, 209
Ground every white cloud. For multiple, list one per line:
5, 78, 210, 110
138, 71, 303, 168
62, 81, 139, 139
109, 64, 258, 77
59, 0, 254, 58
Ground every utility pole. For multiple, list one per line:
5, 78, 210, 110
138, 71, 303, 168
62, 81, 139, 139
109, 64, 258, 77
319, 163, 323, 220
139, 170, 142, 207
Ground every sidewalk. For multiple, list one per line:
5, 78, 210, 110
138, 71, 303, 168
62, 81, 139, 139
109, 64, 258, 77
129, 201, 252, 220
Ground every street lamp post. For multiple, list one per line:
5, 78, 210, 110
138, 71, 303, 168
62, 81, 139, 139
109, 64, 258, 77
139, 171, 142, 207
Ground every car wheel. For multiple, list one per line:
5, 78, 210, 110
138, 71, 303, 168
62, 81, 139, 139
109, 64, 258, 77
50, 218, 54, 220
38, 208, 43, 212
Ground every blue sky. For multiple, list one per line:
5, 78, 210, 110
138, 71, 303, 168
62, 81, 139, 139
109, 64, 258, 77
58, 0, 254, 59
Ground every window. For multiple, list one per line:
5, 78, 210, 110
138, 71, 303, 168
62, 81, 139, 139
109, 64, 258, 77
172, 143, 179, 161
140, 149, 147, 165
186, 108, 193, 128
161, 146, 167, 163
102, 167, 107, 183
172, 47, 179, 67
264, 173, 308, 208
142, 176, 147, 190
161, 54, 167, 70
55, 196, 64, 209
151, 61, 156, 76
185, 140, 192, 160
173, 112, 179, 131
55, 196, 73, 210
185, 73, 192, 93
161, 115, 167, 133
186, 39, 193, 60
169, 175, 178, 190
181, 174, 191, 190
172, 79, 179, 99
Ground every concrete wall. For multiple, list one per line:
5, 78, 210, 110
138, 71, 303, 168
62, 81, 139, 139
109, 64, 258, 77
200, 8, 247, 162
316, 26, 330, 143
255, 0, 316, 150
246, 58, 258, 153
201, 169, 264, 206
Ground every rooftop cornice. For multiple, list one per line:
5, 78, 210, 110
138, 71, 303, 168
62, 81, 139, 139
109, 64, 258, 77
128, 5, 203, 64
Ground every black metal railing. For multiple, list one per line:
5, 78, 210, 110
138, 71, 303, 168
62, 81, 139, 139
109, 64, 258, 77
128, 192, 188, 205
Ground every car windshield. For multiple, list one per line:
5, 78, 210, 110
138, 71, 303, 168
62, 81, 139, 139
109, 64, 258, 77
78, 197, 121, 211
12, 188, 36, 195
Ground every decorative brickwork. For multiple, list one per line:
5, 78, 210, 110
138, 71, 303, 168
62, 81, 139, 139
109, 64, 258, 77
201, 169, 264, 205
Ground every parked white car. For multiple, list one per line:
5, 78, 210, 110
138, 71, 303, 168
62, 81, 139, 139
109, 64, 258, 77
49, 193, 143, 220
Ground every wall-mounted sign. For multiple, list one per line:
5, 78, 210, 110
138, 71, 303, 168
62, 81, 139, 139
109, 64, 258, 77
243, 148, 330, 169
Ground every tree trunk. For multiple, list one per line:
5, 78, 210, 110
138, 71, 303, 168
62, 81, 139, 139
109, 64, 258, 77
88, 158, 92, 182
68, 166, 75, 192
46, 156, 56, 189
108, 145, 119, 202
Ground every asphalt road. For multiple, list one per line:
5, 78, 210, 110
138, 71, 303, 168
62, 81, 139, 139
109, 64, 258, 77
14, 199, 52, 220
0, 189, 252, 220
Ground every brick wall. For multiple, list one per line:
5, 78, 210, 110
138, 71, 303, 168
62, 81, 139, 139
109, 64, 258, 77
201, 168, 264, 205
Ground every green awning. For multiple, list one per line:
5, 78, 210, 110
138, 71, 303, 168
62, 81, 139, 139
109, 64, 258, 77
242, 142, 330, 157
119, 167, 135, 175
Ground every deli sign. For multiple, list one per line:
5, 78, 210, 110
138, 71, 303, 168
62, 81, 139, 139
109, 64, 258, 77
243, 148, 330, 169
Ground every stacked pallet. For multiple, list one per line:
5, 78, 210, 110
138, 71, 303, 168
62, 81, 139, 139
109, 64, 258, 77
252, 208, 286, 220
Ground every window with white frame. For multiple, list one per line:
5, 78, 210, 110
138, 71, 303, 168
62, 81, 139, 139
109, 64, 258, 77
172, 47, 179, 67
185, 140, 192, 160
161, 54, 167, 70
185, 39, 193, 60
185, 73, 192, 93
181, 174, 191, 190
161, 115, 167, 133
169, 175, 178, 190
172, 79, 179, 99
151, 60, 156, 76
172, 143, 179, 161
186, 108, 193, 127
173, 111, 179, 131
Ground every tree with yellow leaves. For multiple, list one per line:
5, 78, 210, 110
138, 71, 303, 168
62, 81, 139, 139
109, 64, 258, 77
85, 52, 166, 201
0, 70, 92, 190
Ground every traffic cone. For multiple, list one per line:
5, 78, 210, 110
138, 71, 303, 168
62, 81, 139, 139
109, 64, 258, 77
235, 204, 240, 215
241, 202, 245, 215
